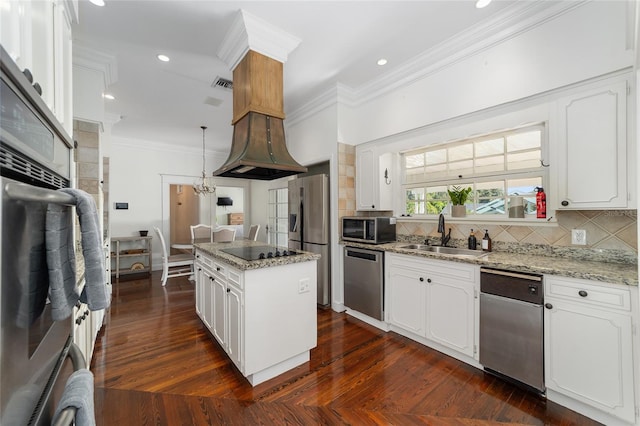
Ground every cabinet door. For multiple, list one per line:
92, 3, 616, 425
356, 147, 377, 210
557, 80, 628, 209
356, 147, 394, 211
211, 276, 226, 346
545, 299, 635, 423
194, 265, 204, 319
226, 285, 243, 371
201, 273, 214, 331
425, 276, 475, 358
387, 266, 426, 336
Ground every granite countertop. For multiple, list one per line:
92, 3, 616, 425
194, 240, 320, 271
343, 241, 638, 286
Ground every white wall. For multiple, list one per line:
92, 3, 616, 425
109, 136, 227, 267
347, 1, 634, 145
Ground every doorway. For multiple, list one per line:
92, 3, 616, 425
169, 184, 199, 246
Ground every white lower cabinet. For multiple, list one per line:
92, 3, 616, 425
194, 249, 317, 386
386, 254, 478, 360
544, 275, 636, 424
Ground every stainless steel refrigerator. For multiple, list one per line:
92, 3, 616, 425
288, 174, 330, 306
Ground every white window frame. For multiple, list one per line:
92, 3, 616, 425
401, 123, 549, 221
267, 187, 289, 246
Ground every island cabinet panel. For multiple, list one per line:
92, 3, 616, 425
544, 275, 636, 424
386, 253, 479, 361
194, 248, 317, 386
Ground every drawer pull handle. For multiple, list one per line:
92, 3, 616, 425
419, 277, 424, 282
226, 288, 230, 293
427, 278, 432, 283
578, 290, 588, 297
545, 303, 553, 309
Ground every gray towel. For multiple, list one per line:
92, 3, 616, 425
46, 189, 110, 321
46, 200, 79, 321
52, 368, 96, 426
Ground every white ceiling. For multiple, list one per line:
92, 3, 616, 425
72, 0, 537, 152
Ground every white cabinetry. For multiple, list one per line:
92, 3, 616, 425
386, 254, 478, 360
356, 146, 394, 211
0, 0, 76, 134
194, 249, 317, 386
544, 275, 636, 424
555, 78, 630, 209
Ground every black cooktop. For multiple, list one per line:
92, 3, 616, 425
220, 245, 300, 261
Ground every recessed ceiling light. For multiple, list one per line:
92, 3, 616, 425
377, 58, 388, 66
89, 0, 105, 6
476, 0, 492, 8
157, 54, 170, 62
103, 93, 115, 100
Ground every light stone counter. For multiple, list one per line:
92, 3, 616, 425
194, 240, 320, 271
342, 241, 638, 286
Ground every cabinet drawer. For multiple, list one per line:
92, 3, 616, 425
196, 250, 214, 270
387, 253, 477, 282
545, 276, 630, 311
212, 261, 227, 280
228, 267, 243, 289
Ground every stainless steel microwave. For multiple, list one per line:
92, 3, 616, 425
342, 217, 396, 244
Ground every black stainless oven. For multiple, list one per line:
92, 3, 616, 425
1, 45, 77, 425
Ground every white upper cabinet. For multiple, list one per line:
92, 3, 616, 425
0, 0, 76, 135
356, 146, 394, 211
555, 78, 630, 209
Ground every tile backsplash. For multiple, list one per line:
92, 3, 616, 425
397, 210, 637, 254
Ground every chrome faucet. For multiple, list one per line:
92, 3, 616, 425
438, 213, 451, 246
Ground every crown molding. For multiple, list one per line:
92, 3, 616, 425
72, 42, 118, 87
286, 83, 356, 127
217, 9, 301, 70
287, 1, 586, 124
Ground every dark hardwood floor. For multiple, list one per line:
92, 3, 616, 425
92, 272, 601, 425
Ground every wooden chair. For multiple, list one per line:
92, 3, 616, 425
247, 224, 260, 241
190, 224, 213, 244
154, 227, 194, 286
212, 228, 236, 242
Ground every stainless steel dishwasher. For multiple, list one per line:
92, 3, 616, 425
344, 246, 384, 321
479, 268, 545, 394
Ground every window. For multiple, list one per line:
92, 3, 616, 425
267, 188, 289, 246
403, 125, 545, 217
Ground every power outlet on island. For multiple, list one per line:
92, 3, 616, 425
571, 229, 587, 245
298, 278, 310, 294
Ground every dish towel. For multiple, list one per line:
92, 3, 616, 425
46, 188, 110, 321
52, 368, 96, 426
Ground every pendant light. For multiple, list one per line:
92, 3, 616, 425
193, 126, 216, 195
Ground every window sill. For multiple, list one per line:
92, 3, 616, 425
396, 214, 558, 226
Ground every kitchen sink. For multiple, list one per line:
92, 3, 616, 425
398, 244, 488, 258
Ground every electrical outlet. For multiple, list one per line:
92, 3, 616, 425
572, 229, 587, 245
298, 278, 310, 294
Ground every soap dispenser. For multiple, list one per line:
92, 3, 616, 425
482, 229, 492, 252
468, 229, 477, 250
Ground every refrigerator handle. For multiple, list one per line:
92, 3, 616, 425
290, 213, 298, 232
299, 200, 304, 247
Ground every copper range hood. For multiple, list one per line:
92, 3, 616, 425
213, 50, 307, 180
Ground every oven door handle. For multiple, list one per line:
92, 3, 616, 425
4, 181, 76, 206
52, 342, 87, 426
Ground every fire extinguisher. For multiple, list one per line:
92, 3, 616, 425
535, 187, 546, 219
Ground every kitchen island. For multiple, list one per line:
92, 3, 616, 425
193, 241, 319, 386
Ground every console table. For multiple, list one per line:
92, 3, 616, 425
111, 236, 152, 279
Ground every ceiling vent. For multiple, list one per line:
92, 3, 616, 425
212, 76, 233, 91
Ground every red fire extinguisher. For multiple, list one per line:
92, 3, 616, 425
535, 187, 546, 219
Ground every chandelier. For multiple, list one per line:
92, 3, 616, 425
193, 126, 216, 195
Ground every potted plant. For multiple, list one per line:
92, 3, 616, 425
448, 185, 472, 217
